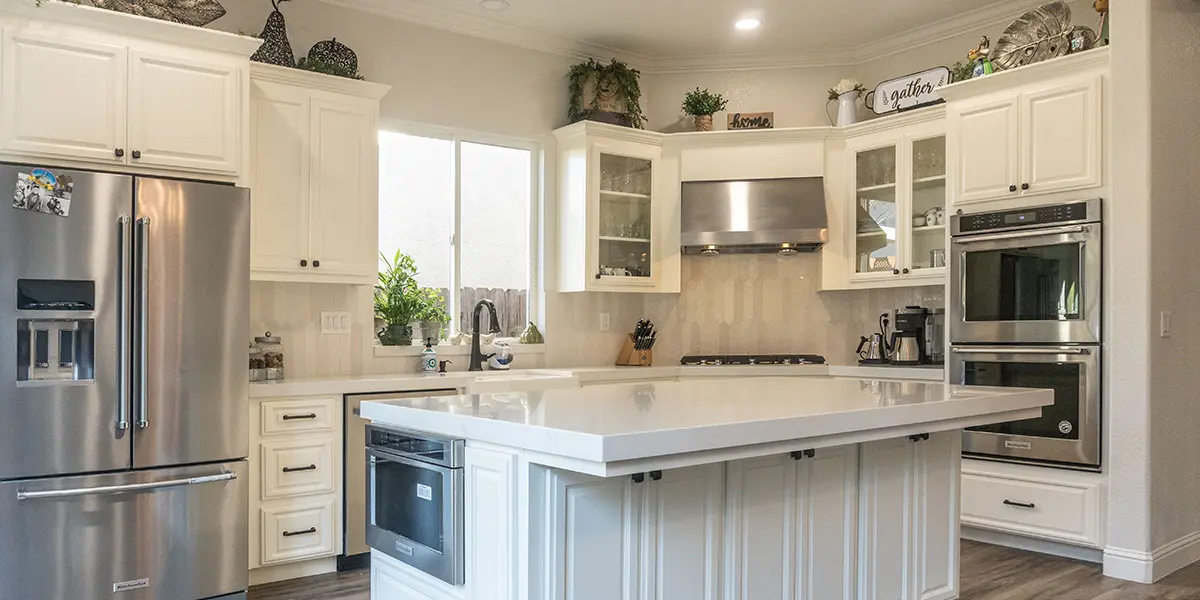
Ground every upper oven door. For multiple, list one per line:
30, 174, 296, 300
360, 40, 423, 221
951, 223, 1101, 344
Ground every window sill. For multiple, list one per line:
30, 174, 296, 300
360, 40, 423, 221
374, 342, 546, 358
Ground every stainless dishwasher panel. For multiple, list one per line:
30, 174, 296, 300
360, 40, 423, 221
343, 389, 459, 564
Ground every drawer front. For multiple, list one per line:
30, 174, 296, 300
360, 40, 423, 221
261, 397, 337, 435
961, 470, 1101, 547
261, 500, 336, 565
261, 438, 335, 500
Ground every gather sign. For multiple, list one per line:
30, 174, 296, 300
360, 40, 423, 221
867, 67, 951, 116
727, 112, 775, 130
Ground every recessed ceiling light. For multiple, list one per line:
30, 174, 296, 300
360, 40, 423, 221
735, 18, 762, 31
479, 0, 510, 10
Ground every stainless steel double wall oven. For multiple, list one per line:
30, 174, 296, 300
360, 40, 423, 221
950, 198, 1102, 470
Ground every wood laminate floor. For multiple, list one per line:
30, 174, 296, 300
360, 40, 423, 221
247, 540, 1200, 600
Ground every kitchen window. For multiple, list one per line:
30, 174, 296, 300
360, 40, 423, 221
378, 124, 539, 341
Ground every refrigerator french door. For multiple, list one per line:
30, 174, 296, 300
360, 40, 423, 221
0, 165, 250, 600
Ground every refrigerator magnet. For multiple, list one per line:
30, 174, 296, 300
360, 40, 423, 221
12, 168, 72, 218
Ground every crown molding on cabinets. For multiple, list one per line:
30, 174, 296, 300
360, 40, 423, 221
0, 0, 262, 56
316, 0, 1048, 74
831, 104, 947, 138
665, 126, 833, 148
938, 47, 1111, 102
250, 63, 392, 100
552, 120, 665, 146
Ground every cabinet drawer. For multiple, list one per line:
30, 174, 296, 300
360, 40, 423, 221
260, 397, 336, 435
961, 470, 1102, 547
261, 438, 335, 500
261, 500, 336, 565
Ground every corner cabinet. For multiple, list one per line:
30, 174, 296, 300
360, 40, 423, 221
553, 121, 681, 293
845, 120, 948, 287
248, 64, 391, 285
0, 5, 258, 177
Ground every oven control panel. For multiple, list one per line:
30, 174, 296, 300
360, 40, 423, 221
956, 201, 1090, 234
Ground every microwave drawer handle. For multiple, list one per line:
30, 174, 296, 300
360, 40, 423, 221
956, 225, 1088, 244
952, 347, 1091, 356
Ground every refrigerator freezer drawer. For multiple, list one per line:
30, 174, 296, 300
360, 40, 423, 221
0, 461, 248, 600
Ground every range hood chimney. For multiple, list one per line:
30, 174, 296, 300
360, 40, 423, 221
680, 177, 828, 255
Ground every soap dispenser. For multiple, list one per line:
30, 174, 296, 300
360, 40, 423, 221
421, 338, 438, 373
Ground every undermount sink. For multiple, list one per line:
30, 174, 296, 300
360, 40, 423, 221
465, 370, 580, 394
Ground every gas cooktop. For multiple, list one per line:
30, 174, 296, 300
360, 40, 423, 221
679, 354, 826, 366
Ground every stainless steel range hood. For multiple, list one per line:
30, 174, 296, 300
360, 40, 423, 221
681, 177, 828, 255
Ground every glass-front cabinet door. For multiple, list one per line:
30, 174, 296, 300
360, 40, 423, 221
597, 152, 654, 283
853, 144, 900, 279
908, 134, 947, 276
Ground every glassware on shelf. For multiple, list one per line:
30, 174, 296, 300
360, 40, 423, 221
603, 214, 616, 237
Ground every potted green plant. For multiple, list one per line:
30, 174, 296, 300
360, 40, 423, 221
416, 288, 450, 342
568, 58, 648, 129
374, 251, 422, 346
682, 88, 728, 132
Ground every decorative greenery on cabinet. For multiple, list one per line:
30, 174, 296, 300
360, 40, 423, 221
567, 58, 647, 129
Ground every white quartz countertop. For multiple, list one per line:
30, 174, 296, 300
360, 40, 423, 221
359, 376, 1047, 472
249, 364, 944, 398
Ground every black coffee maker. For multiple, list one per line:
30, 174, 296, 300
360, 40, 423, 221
890, 306, 928, 366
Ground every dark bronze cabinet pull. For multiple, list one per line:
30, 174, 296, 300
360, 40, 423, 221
1009, 184, 1018, 192
631, 473, 645, 484
282, 413, 317, 421
1021, 183, 1030, 190
131, 150, 142, 159
115, 148, 125, 158
649, 470, 663, 481
282, 464, 317, 473
313, 260, 321, 268
300, 259, 308, 267
282, 527, 317, 537
1003, 499, 1036, 509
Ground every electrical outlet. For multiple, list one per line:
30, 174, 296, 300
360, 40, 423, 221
321, 311, 352, 335
600, 313, 611, 332
1161, 311, 1173, 338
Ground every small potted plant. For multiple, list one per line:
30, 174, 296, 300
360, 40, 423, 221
827, 78, 867, 127
682, 87, 729, 132
416, 288, 450, 342
374, 250, 422, 346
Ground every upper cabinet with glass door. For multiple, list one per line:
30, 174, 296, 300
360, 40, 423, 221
553, 121, 680, 294
846, 120, 947, 288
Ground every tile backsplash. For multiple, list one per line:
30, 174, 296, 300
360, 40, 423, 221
643, 254, 944, 366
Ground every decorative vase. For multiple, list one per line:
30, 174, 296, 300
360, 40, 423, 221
378, 324, 413, 347
837, 91, 860, 127
693, 115, 714, 132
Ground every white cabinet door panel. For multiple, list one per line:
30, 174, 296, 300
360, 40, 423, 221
249, 82, 310, 273
915, 433, 960, 600
859, 437, 916, 600
796, 447, 858, 600
0, 33, 126, 163
952, 96, 1019, 204
725, 456, 792, 600
1021, 77, 1102, 195
307, 99, 375, 279
642, 464, 724, 600
466, 448, 517, 600
128, 49, 240, 174
548, 472, 640, 600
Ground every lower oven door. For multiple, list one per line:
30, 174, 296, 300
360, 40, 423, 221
952, 346, 1100, 470
366, 446, 464, 585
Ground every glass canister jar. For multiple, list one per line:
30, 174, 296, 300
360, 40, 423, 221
254, 332, 285, 380
248, 342, 266, 382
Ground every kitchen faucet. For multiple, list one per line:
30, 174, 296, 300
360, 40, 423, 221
468, 299, 502, 372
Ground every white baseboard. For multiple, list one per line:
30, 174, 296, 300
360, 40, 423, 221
1104, 530, 1200, 583
963, 526, 1103, 563
249, 557, 339, 586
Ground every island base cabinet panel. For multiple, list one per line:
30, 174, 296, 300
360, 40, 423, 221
641, 464, 724, 600
796, 447, 859, 600
540, 470, 641, 600
372, 551, 461, 600
465, 448, 518, 600
915, 432, 960, 600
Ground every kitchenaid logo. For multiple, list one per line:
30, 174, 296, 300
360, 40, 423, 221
113, 578, 149, 593
1004, 440, 1032, 450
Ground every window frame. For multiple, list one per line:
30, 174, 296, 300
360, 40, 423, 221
377, 119, 542, 340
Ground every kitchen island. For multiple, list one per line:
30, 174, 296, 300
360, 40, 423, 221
360, 376, 1052, 600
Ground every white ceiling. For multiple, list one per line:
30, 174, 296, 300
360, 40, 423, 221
323, 0, 1055, 72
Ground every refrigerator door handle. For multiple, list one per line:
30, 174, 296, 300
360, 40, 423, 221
16, 471, 237, 500
117, 215, 131, 431
135, 217, 151, 429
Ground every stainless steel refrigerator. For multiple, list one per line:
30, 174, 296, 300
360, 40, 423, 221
0, 165, 250, 600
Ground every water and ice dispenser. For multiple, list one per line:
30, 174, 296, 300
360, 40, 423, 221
15, 279, 95, 383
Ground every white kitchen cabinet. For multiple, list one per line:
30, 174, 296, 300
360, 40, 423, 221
725, 448, 857, 600
846, 120, 947, 287
553, 121, 681, 294
466, 447, 518, 600
127, 49, 240, 174
542, 469, 641, 600
248, 64, 390, 284
961, 458, 1104, 549
0, 8, 257, 177
641, 464, 724, 600
946, 64, 1104, 206
858, 432, 959, 600
373, 551, 462, 600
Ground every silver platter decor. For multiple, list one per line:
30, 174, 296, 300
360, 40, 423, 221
993, 1, 1095, 70
91, 0, 227, 28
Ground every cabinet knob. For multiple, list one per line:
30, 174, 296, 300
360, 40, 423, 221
114, 148, 125, 158
631, 473, 645, 484
892, 269, 900, 275
649, 470, 663, 481
300, 260, 308, 267
595, 273, 602, 280
131, 150, 142, 160
1021, 183, 1030, 191
1009, 184, 1018, 192
313, 260, 321, 268
902, 268, 910, 274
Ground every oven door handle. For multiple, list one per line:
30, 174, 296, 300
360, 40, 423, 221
952, 347, 1092, 355
954, 224, 1090, 245
367, 446, 457, 474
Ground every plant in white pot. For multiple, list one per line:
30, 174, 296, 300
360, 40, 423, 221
682, 88, 729, 132
828, 78, 867, 127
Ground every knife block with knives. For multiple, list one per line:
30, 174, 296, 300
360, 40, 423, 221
616, 319, 656, 367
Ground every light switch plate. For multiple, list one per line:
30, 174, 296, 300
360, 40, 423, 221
1161, 311, 1173, 338
600, 313, 611, 332
321, 311, 352, 335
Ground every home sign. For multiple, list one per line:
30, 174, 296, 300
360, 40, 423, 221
727, 112, 774, 130
865, 67, 951, 116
